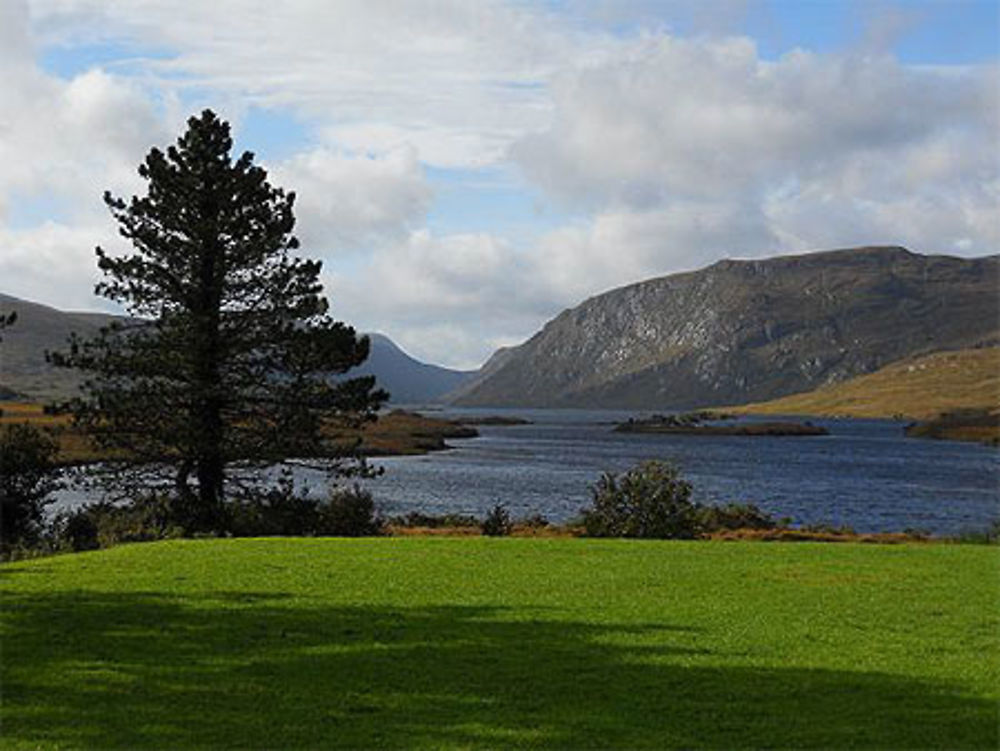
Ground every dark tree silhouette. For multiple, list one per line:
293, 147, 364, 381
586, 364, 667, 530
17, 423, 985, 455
0, 423, 60, 551
54, 110, 386, 531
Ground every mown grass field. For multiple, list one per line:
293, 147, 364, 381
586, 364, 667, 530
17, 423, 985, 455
2, 538, 997, 749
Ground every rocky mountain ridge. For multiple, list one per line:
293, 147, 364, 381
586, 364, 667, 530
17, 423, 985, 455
450, 246, 999, 409
0, 293, 470, 404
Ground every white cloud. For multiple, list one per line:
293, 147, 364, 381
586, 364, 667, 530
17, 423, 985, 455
270, 145, 432, 253
512, 37, 999, 257
0, 220, 123, 311
26, 0, 603, 168
1, 1, 995, 370
323, 229, 553, 369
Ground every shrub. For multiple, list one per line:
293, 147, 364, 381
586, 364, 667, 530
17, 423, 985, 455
55, 509, 100, 552
697, 502, 777, 532
583, 461, 700, 539
227, 489, 321, 537
388, 511, 480, 528
53, 495, 184, 551
1, 424, 61, 552
482, 503, 512, 537
316, 485, 384, 537
949, 520, 1000, 545
227, 484, 383, 538
519, 513, 550, 529
582, 461, 778, 539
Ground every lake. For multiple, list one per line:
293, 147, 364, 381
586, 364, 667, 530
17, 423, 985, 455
359, 409, 998, 536
53, 409, 998, 536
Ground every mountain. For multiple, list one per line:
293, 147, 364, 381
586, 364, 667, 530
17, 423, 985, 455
349, 334, 474, 405
0, 293, 117, 401
0, 294, 471, 404
450, 246, 999, 409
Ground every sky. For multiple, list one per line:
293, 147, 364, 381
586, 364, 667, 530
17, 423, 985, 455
1, 0, 997, 370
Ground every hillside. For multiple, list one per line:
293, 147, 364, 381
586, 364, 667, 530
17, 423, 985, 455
0, 293, 116, 401
729, 346, 1000, 420
349, 334, 473, 405
0, 294, 469, 404
451, 246, 999, 409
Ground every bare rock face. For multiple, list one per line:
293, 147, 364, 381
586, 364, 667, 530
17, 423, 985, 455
451, 246, 999, 409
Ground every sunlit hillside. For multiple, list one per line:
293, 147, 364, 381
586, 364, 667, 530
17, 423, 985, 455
729, 347, 999, 420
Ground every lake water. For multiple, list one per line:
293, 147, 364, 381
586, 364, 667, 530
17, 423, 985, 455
54, 409, 998, 536
358, 409, 998, 536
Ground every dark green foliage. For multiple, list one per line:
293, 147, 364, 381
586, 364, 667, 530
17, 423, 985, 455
0, 424, 61, 551
55, 484, 384, 548
481, 502, 512, 536
583, 461, 700, 539
388, 511, 480, 528
801, 522, 857, 536
696, 502, 777, 531
53, 495, 182, 551
55, 509, 100, 552
582, 460, 778, 539
320, 485, 384, 537
227, 489, 325, 538
227, 485, 383, 538
52, 110, 385, 532
519, 513, 550, 529
948, 520, 1000, 545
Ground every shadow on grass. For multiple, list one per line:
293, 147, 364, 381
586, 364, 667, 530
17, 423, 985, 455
2, 590, 995, 749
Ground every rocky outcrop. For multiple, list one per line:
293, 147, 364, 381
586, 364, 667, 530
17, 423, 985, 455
451, 246, 999, 409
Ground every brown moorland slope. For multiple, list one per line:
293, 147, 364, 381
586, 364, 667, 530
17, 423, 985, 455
728, 346, 999, 420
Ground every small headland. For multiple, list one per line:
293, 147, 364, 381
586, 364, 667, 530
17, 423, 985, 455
333, 409, 479, 456
0, 403, 483, 463
452, 415, 532, 426
904, 408, 1000, 447
614, 411, 828, 436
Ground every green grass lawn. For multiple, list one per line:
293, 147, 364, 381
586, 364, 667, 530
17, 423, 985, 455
2, 538, 998, 749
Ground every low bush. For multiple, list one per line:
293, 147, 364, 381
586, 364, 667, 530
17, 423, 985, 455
583, 461, 700, 539
50, 484, 384, 552
948, 520, 1000, 545
482, 503, 512, 536
53, 495, 183, 552
1, 424, 61, 554
228, 485, 384, 538
801, 522, 857, 536
519, 513, 550, 529
697, 502, 777, 531
317, 485, 385, 537
389, 511, 480, 528
582, 460, 779, 539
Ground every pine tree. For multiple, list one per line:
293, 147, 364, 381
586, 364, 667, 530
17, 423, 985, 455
54, 110, 386, 531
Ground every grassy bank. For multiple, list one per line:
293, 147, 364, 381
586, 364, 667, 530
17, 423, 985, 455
728, 346, 999, 422
0, 404, 476, 464
2, 538, 997, 749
